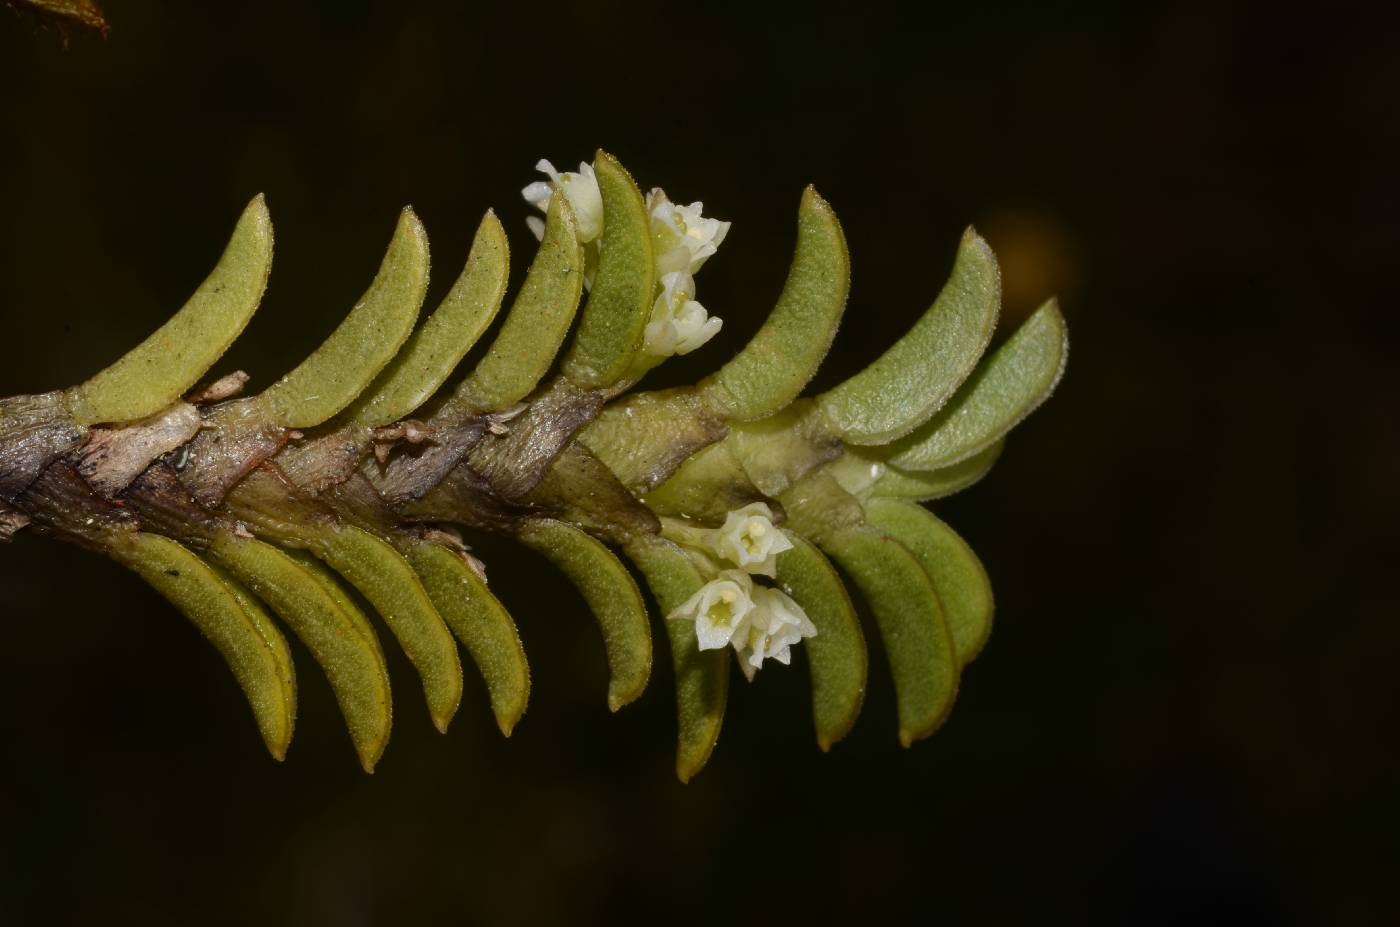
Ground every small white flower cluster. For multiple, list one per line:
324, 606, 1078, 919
666, 503, 816, 680
521, 158, 730, 361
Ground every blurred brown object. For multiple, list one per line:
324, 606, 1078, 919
7, 0, 107, 38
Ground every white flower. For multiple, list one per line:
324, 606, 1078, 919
667, 570, 757, 651
707, 502, 793, 577
647, 187, 731, 276
521, 159, 605, 243
643, 271, 723, 357
734, 587, 817, 681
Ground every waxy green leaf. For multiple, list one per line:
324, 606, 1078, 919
820, 528, 958, 745
863, 499, 993, 666
405, 540, 530, 736
889, 299, 1067, 470
625, 537, 729, 782
774, 532, 866, 750
263, 208, 430, 428
519, 518, 652, 711
108, 530, 296, 759
455, 195, 584, 410
208, 532, 392, 772
67, 196, 273, 426
817, 228, 1000, 445
702, 187, 849, 421
563, 151, 656, 389
347, 211, 511, 427
306, 524, 462, 733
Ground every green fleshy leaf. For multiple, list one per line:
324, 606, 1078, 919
519, 518, 652, 711
347, 211, 510, 427
107, 530, 296, 760
66, 196, 272, 426
625, 536, 729, 783
774, 532, 866, 750
817, 228, 1000, 445
305, 524, 462, 733
889, 299, 1067, 470
455, 194, 584, 410
405, 540, 530, 737
263, 208, 430, 428
562, 151, 655, 389
863, 499, 993, 666
701, 187, 849, 421
208, 532, 393, 773
819, 527, 958, 746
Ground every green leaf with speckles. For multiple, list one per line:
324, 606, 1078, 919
889, 299, 1067, 470
405, 540, 531, 737
67, 196, 272, 426
563, 151, 656, 389
819, 527, 958, 746
304, 523, 462, 733
519, 517, 652, 711
263, 208, 429, 428
625, 536, 729, 783
108, 530, 296, 760
207, 532, 392, 772
455, 194, 584, 410
817, 228, 1000, 445
774, 532, 866, 750
863, 499, 993, 666
701, 187, 849, 421
347, 211, 510, 427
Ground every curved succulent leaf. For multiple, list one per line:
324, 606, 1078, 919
455, 194, 584, 410
304, 523, 462, 732
819, 527, 958, 746
404, 539, 530, 736
817, 228, 1000, 445
107, 530, 296, 759
774, 532, 866, 750
346, 211, 511, 427
518, 518, 652, 711
207, 532, 393, 772
701, 187, 849, 421
66, 196, 272, 426
888, 298, 1067, 470
263, 208, 430, 428
863, 499, 993, 666
625, 536, 728, 782
562, 151, 656, 389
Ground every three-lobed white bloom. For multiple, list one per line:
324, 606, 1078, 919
733, 586, 818, 681
707, 502, 794, 578
670, 569, 757, 651
646, 187, 732, 276
522, 159, 605, 244
642, 271, 723, 357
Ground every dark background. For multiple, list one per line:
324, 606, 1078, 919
1, 2, 1395, 923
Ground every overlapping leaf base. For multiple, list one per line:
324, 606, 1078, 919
0, 151, 1067, 780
